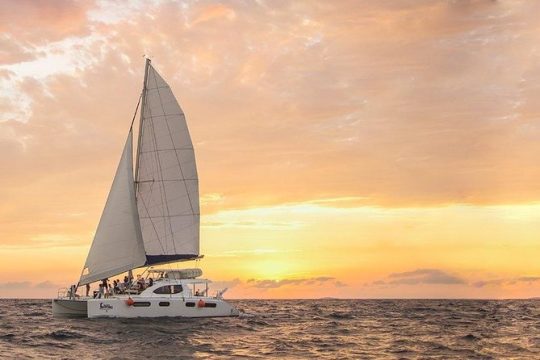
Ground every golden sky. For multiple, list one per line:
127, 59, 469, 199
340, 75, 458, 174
1, 0, 540, 298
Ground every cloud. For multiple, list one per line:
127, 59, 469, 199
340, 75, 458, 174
0, 0, 91, 45
34, 281, 62, 289
305, 197, 369, 208
0, 281, 32, 289
209, 278, 242, 290
2, 0, 540, 253
207, 249, 286, 258
202, 220, 303, 229
189, 4, 236, 28
473, 276, 540, 288
247, 276, 346, 289
375, 270, 540, 289
1, 0, 540, 301
200, 193, 225, 205
377, 269, 466, 286
0, 281, 60, 289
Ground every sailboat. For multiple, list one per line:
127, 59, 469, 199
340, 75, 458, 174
52, 59, 239, 318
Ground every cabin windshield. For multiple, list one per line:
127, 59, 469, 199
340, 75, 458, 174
153, 285, 183, 295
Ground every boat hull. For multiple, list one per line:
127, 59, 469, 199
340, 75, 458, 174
87, 297, 239, 318
52, 299, 88, 317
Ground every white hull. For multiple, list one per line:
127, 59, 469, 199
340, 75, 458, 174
87, 296, 239, 318
53, 271, 239, 319
52, 299, 88, 317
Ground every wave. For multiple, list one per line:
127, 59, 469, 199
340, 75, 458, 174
0, 299, 538, 359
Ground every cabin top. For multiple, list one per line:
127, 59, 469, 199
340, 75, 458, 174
140, 277, 212, 297
148, 268, 202, 280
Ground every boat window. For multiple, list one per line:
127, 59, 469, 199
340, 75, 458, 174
153, 285, 183, 294
204, 302, 217, 308
133, 302, 151, 307
153, 286, 172, 294
159, 302, 170, 307
185, 302, 195, 307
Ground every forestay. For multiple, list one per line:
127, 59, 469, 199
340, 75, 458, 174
79, 132, 147, 285
135, 63, 200, 265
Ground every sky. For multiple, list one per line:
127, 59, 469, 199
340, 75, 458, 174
1, 0, 540, 299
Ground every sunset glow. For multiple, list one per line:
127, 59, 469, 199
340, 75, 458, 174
1, 0, 540, 299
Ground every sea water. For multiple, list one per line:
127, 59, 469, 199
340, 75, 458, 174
0, 299, 539, 359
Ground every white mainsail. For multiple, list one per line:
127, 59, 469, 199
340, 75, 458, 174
79, 131, 147, 285
136, 62, 200, 265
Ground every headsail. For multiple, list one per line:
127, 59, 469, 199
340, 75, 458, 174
135, 61, 200, 265
79, 131, 147, 285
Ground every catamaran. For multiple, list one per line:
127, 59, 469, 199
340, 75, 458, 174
52, 59, 239, 318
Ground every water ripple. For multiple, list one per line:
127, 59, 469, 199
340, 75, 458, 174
0, 299, 539, 359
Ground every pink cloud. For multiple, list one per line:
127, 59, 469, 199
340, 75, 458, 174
0, 0, 92, 44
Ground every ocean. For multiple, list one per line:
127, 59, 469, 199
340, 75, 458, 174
0, 299, 538, 359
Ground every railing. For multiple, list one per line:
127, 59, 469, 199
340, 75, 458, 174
57, 288, 69, 299
215, 288, 228, 299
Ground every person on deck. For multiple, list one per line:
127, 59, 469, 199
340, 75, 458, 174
101, 278, 109, 297
137, 275, 145, 291
85, 283, 90, 297
69, 285, 76, 299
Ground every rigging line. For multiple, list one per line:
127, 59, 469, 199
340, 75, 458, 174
149, 128, 170, 255
136, 112, 157, 239
145, 113, 184, 119
153, 67, 197, 222
135, 59, 151, 193
140, 148, 193, 153
152, 69, 184, 256
137, 71, 167, 255
129, 93, 143, 129
146, 69, 174, 255
134, 63, 166, 257
138, 178, 168, 256
137, 179, 197, 182
139, 214, 196, 218
149, 117, 171, 256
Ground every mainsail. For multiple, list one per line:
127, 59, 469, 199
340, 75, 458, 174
79, 131, 147, 285
79, 59, 200, 285
135, 61, 200, 265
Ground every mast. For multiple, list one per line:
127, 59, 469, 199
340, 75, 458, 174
134, 58, 151, 192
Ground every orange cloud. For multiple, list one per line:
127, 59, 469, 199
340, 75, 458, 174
189, 4, 236, 28
0, 0, 91, 45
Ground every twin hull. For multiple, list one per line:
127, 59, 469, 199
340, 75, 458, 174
53, 297, 239, 318
52, 298, 88, 317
